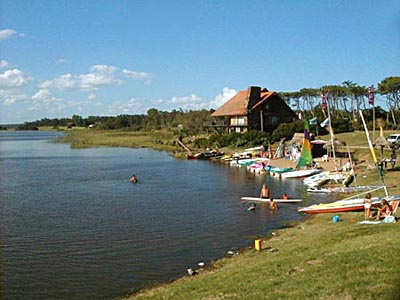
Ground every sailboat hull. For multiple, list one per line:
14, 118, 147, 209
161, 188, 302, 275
281, 168, 322, 178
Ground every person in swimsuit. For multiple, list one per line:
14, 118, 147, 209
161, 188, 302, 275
260, 183, 270, 199
363, 193, 372, 220
376, 199, 392, 220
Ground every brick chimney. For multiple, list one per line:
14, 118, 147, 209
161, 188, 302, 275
247, 86, 261, 109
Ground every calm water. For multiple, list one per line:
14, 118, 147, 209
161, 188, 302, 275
0, 131, 322, 300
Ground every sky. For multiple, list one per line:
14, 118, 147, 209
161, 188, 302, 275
0, 0, 399, 124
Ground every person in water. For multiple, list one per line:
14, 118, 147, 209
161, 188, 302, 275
130, 174, 138, 183
260, 183, 270, 199
270, 198, 277, 211
282, 193, 289, 200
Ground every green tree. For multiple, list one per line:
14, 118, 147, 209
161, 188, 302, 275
378, 76, 400, 126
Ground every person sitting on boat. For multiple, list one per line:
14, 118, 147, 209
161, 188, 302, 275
363, 193, 372, 220
130, 174, 138, 183
270, 198, 277, 211
375, 199, 392, 220
260, 183, 270, 199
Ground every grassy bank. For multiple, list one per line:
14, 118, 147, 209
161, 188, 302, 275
57, 129, 185, 154
125, 212, 399, 300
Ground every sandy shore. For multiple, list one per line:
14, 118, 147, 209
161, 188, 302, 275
267, 157, 341, 172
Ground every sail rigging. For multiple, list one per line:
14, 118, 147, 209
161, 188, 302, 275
296, 117, 313, 169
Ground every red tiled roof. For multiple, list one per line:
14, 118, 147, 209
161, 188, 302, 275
211, 89, 275, 117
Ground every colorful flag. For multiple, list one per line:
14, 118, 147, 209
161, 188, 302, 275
368, 85, 374, 105
296, 117, 313, 168
321, 91, 328, 109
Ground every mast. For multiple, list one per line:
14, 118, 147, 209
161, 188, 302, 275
359, 110, 388, 196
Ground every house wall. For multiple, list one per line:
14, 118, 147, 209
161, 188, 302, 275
248, 95, 296, 132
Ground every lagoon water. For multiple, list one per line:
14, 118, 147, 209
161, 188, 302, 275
1, 131, 322, 300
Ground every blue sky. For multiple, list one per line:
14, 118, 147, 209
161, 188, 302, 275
1, 0, 399, 124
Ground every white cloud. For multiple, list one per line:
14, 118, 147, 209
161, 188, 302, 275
0, 60, 9, 69
40, 65, 124, 91
88, 93, 97, 100
116, 98, 143, 114
39, 73, 77, 90
0, 69, 32, 89
0, 29, 24, 41
169, 94, 210, 111
0, 89, 27, 105
123, 69, 152, 83
211, 87, 237, 109
31, 89, 61, 103
171, 94, 202, 104
79, 65, 121, 90
56, 59, 66, 65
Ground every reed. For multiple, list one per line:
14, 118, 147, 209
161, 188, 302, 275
58, 129, 183, 153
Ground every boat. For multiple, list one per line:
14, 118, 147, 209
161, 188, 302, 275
281, 168, 322, 178
306, 185, 384, 194
298, 195, 400, 214
187, 150, 224, 160
303, 171, 346, 187
241, 197, 302, 203
281, 118, 323, 179
298, 196, 380, 214
265, 165, 294, 174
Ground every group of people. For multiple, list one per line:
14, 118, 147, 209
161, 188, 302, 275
363, 193, 393, 221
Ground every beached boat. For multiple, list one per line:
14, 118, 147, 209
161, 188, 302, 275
303, 171, 346, 187
187, 150, 224, 160
298, 196, 380, 214
281, 168, 322, 178
265, 165, 294, 174
306, 185, 384, 194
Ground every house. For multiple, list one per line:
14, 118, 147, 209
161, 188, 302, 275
210, 86, 297, 133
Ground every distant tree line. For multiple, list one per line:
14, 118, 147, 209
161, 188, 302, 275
6, 76, 400, 149
13, 109, 215, 134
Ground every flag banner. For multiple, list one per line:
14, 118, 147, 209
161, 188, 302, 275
321, 92, 328, 109
309, 117, 318, 125
368, 85, 374, 105
320, 118, 330, 128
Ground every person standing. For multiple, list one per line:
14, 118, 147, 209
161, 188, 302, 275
363, 193, 372, 220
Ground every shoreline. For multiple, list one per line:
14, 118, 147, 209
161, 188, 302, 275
125, 210, 399, 300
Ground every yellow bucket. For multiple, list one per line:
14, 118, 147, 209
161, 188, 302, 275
254, 239, 262, 251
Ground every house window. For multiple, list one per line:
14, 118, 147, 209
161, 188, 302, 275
237, 116, 245, 125
271, 116, 279, 126
235, 127, 241, 133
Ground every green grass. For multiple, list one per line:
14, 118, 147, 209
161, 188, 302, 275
125, 213, 400, 300
57, 129, 185, 154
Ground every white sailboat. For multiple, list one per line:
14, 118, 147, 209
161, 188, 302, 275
281, 118, 322, 179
